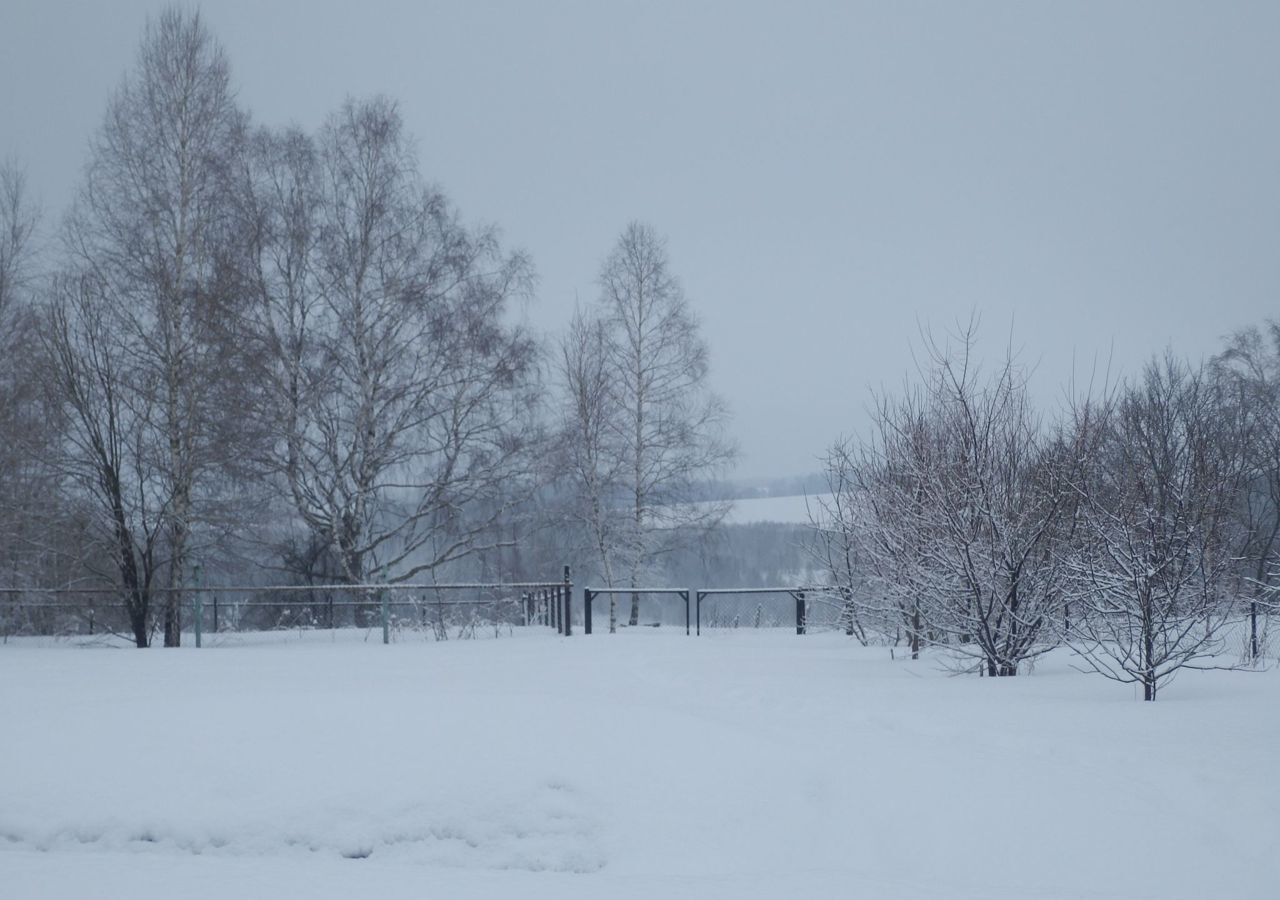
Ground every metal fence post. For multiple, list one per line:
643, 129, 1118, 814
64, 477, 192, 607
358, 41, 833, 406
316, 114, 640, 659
584, 589, 593, 634
380, 570, 390, 645
563, 566, 572, 636
193, 561, 203, 649
683, 590, 690, 635
212, 591, 219, 633
795, 590, 806, 635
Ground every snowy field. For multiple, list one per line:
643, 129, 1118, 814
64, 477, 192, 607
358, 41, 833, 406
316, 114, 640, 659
1, 629, 1276, 900
723, 492, 832, 525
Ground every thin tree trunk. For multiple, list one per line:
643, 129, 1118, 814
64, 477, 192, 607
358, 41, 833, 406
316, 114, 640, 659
164, 506, 187, 647
1250, 599, 1259, 662
910, 604, 921, 660
127, 596, 149, 648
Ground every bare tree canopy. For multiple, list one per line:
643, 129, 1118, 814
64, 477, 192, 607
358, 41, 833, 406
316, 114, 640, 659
59, 7, 249, 646
0, 160, 62, 601
558, 222, 734, 629
0, 161, 40, 316
1211, 321, 1280, 662
830, 323, 1075, 674
1064, 355, 1251, 699
240, 97, 540, 586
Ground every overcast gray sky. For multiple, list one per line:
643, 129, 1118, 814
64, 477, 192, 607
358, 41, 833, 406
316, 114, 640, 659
3, 0, 1278, 479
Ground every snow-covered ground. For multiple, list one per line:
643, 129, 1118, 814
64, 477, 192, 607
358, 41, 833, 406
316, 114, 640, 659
2, 629, 1276, 899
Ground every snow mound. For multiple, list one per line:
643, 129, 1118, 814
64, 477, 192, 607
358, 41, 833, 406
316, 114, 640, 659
1, 781, 604, 873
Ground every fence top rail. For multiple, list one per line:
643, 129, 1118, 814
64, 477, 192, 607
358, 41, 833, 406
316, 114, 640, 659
584, 587, 690, 595
696, 587, 814, 596
0, 581, 567, 596
2, 597, 528, 608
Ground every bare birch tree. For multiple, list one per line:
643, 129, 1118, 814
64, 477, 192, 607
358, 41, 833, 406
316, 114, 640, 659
594, 222, 734, 626
240, 98, 540, 588
557, 307, 628, 630
63, 8, 247, 645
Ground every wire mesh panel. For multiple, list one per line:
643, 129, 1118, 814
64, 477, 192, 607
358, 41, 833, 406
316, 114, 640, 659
698, 593, 794, 630
693, 588, 850, 636
0, 579, 572, 646
582, 588, 690, 635
0, 592, 113, 639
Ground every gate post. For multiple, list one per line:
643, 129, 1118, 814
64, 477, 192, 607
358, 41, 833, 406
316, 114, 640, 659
696, 591, 703, 636
380, 570, 390, 645
584, 589, 593, 634
193, 561, 203, 649
795, 590, 806, 635
563, 566, 572, 636
683, 590, 690, 636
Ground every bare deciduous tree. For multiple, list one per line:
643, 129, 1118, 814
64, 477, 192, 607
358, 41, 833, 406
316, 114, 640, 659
43, 274, 165, 647
1064, 355, 1249, 700
836, 325, 1075, 674
63, 8, 248, 645
556, 307, 628, 629
0, 160, 39, 316
807, 441, 874, 644
241, 98, 540, 589
1212, 322, 1280, 662
583, 222, 734, 627
0, 160, 62, 598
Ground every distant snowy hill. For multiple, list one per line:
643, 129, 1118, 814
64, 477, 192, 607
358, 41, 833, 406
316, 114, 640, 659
723, 493, 830, 525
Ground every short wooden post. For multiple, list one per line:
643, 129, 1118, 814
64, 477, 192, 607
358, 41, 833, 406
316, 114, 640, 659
795, 590, 806, 635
